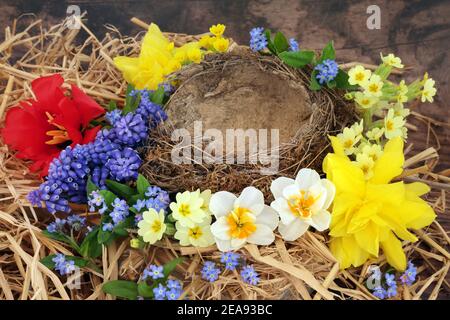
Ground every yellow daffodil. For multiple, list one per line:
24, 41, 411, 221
421, 77, 437, 103
213, 37, 230, 53
210, 187, 279, 251
336, 127, 361, 155
187, 47, 202, 63
348, 65, 372, 87
113, 23, 204, 90
138, 209, 167, 244
363, 74, 384, 97
170, 190, 206, 228
209, 24, 226, 37
270, 168, 335, 241
380, 53, 404, 68
174, 215, 215, 247
199, 35, 213, 50
366, 127, 384, 141
384, 109, 405, 139
323, 137, 435, 270
355, 92, 378, 109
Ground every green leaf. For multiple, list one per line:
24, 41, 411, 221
113, 217, 134, 237
86, 176, 99, 197
278, 51, 315, 68
42, 230, 80, 252
309, 70, 322, 91
163, 257, 184, 278
150, 86, 165, 105
97, 227, 113, 244
123, 84, 140, 114
274, 31, 289, 54
102, 280, 138, 300
79, 227, 103, 259
99, 189, 117, 207
335, 69, 358, 90
136, 174, 150, 196
137, 281, 154, 298
264, 29, 277, 55
107, 100, 117, 112
320, 41, 335, 62
105, 180, 136, 200
327, 80, 337, 89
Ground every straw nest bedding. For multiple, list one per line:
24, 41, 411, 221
0, 16, 449, 300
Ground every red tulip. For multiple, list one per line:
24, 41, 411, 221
1, 74, 105, 176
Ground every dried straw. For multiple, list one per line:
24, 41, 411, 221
0, 16, 448, 300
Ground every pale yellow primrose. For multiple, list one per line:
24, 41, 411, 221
138, 209, 167, 244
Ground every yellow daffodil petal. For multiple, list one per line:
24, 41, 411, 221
380, 231, 407, 271
354, 221, 379, 257
347, 202, 379, 234
405, 182, 430, 197
370, 137, 404, 184
323, 154, 366, 198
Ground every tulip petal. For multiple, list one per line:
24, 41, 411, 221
31, 74, 65, 114
71, 84, 105, 126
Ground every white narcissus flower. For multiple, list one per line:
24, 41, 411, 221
174, 215, 215, 247
170, 190, 206, 228
137, 209, 167, 244
270, 168, 335, 241
209, 186, 279, 252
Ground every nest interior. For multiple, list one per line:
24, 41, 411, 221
141, 49, 356, 199
0, 17, 448, 300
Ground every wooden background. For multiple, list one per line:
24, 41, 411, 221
0, 0, 449, 296
1, 0, 448, 169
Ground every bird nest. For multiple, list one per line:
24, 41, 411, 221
140, 49, 356, 199
0, 16, 449, 300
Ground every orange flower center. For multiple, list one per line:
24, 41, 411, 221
287, 190, 316, 218
45, 112, 70, 145
226, 207, 256, 239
